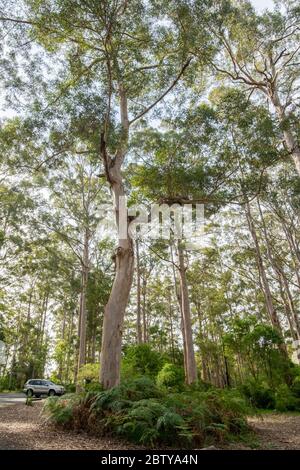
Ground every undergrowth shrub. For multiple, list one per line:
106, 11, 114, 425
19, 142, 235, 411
121, 344, 165, 380
240, 380, 275, 409
240, 377, 300, 411
291, 375, 300, 398
43, 377, 250, 448
78, 363, 100, 384
64, 383, 76, 393
156, 363, 185, 391
275, 384, 300, 412
43, 394, 80, 426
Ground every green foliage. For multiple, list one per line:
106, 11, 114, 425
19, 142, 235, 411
77, 363, 100, 384
43, 394, 80, 426
275, 384, 300, 412
0, 375, 12, 392
64, 383, 76, 393
43, 377, 249, 447
156, 363, 185, 390
291, 375, 300, 398
121, 344, 165, 380
241, 376, 300, 412
241, 380, 275, 409
224, 317, 292, 389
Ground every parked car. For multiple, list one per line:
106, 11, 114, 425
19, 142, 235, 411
23, 379, 65, 397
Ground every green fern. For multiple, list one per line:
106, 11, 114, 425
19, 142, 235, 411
43, 376, 249, 447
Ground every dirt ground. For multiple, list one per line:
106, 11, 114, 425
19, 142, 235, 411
0, 401, 299, 450
246, 413, 300, 450
0, 401, 140, 450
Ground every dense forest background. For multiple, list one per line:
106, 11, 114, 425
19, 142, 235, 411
0, 0, 300, 432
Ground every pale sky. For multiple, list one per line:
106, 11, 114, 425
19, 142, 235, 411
251, 0, 274, 11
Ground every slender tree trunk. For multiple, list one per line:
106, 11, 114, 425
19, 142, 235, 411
40, 292, 48, 346
76, 227, 90, 391
197, 305, 209, 383
91, 332, 96, 363
278, 278, 299, 342
280, 220, 300, 289
142, 275, 148, 342
74, 307, 81, 384
170, 244, 188, 378
136, 239, 142, 343
167, 287, 176, 362
59, 309, 67, 382
177, 242, 197, 384
66, 308, 75, 383
245, 202, 292, 379
257, 200, 300, 340
269, 88, 300, 176
244, 203, 284, 336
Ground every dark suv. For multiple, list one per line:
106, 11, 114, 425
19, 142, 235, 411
23, 379, 65, 397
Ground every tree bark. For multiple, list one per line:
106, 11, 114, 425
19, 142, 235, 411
177, 242, 198, 384
257, 199, 300, 340
245, 203, 283, 334
170, 244, 188, 378
269, 88, 300, 176
136, 239, 142, 343
76, 227, 90, 391
142, 274, 148, 343
196, 304, 209, 383
100, 83, 135, 389
99, 230, 134, 388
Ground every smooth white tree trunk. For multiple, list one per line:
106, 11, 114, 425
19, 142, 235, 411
100, 84, 135, 389
177, 243, 198, 384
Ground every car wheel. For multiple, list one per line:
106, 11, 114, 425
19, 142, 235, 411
27, 389, 33, 397
48, 389, 56, 397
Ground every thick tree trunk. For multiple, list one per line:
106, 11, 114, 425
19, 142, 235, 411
100, 226, 134, 388
177, 242, 198, 384
99, 83, 135, 389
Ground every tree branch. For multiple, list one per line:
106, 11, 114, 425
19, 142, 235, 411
129, 57, 192, 125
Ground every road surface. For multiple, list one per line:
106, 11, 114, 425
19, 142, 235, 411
0, 393, 26, 407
